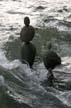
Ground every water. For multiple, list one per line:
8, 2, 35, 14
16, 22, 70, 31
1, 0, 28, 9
0, 0, 71, 108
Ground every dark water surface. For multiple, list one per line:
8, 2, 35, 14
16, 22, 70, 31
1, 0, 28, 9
0, 0, 71, 108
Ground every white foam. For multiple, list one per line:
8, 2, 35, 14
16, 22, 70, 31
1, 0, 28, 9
0, 49, 22, 70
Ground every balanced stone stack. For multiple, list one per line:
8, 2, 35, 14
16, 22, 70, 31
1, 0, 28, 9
20, 17, 36, 68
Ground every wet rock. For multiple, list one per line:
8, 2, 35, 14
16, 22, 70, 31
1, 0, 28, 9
20, 17, 35, 42
43, 50, 61, 70
20, 26, 35, 42
21, 42, 36, 68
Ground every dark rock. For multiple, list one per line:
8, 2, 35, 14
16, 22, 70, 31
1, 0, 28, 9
43, 50, 61, 70
20, 26, 35, 42
20, 17, 35, 42
21, 42, 36, 68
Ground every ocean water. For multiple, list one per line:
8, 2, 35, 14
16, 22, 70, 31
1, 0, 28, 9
0, 0, 71, 108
